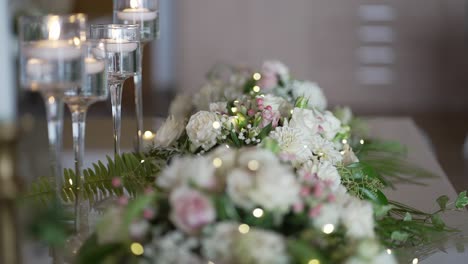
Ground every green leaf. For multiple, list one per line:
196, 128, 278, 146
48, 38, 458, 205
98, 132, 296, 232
76, 234, 125, 264
455, 191, 468, 209
391, 231, 409, 242
294, 96, 309, 109
287, 239, 325, 264
436, 195, 450, 210
360, 188, 388, 205
403, 212, 412, 221
257, 123, 273, 140
431, 214, 446, 230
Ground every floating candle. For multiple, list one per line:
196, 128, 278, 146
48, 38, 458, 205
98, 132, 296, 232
26, 40, 81, 61
117, 8, 157, 22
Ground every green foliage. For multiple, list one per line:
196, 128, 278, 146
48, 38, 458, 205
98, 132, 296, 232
25, 153, 158, 205
354, 139, 437, 187
455, 191, 468, 209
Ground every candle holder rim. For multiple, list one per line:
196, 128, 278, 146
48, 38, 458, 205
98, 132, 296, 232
90, 24, 140, 30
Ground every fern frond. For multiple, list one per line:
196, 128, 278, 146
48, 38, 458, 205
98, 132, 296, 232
25, 153, 159, 205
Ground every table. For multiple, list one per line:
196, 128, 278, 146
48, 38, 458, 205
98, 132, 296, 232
20, 117, 468, 263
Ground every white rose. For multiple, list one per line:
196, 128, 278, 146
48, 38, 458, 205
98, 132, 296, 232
237, 228, 290, 264
146, 231, 203, 264
209, 101, 228, 113
237, 148, 278, 168
289, 107, 322, 139
342, 197, 375, 239
169, 94, 193, 119
157, 156, 218, 191
154, 116, 186, 148
261, 94, 292, 117
290, 80, 328, 110
202, 222, 238, 263
186, 111, 222, 151
268, 126, 313, 166
321, 111, 342, 140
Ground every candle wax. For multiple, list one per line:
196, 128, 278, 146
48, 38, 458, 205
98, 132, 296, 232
85, 57, 105, 74
117, 8, 158, 22
26, 58, 54, 79
26, 40, 81, 61
104, 40, 138, 53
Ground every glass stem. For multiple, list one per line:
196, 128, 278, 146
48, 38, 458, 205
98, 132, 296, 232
43, 93, 64, 195
71, 109, 89, 235
110, 81, 124, 157
134, 44, 145, 153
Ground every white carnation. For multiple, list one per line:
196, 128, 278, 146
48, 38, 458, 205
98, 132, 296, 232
309, 135, 343, 165
186, 111, 222, 151
301, 159, 341, 190
154, 116, 186, 148
342, 197, 375, 239
169, 94, 193, 119
261, 94, 292, 117
313, 203, 341, 230
268, 126, 312, 166
227, 148, 300, 212
157, 156, 217, 191
289, 108, 322, 139
290, 80, 327, 110
262, 60, 290, 83
321, 111, 342, 140
202, 222, 289, 264
144, 231, 202, 264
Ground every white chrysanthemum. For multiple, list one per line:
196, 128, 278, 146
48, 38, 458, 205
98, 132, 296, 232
144, 231, 203, 264
169, 94, 193, 119
342, 197, 375, 239
290, 80, 327, 110
321, 111, 342, 140
154, 116, 186, 148
309, 135, 343, 165
301, 160, 341, 190
289, 107, 322, 138
193, 81, 224, 111
209, 101, 228, 113
269, 126, 312, 166
157, 156, 217, 191
261, 94, 292, 117
186, 111, 222, 151
202, 222, 289, 264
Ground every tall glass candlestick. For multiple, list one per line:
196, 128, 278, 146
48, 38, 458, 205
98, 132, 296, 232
19, 14, 87, 194
90, 24, 141, 156
64, 40, 108, 235
114, 0, 159, 152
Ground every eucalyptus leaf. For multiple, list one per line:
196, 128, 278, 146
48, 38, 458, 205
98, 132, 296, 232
455, 191, 468, 209
436, 195, 450, 211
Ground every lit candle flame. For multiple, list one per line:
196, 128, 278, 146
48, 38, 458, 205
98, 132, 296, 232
48, 17, 61, 40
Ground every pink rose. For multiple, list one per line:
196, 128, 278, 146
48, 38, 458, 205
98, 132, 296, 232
170, 187, 216, 234
261, 108, 280, 128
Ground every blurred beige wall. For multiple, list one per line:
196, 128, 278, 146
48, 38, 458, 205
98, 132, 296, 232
175, 0, 468, 114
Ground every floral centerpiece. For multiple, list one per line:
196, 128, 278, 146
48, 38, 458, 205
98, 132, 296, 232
28, 61, 468, 263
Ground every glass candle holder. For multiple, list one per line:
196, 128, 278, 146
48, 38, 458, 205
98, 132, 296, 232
90, 24, 141, 156
114, 0, 159, 152
19, 14, 87, 194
